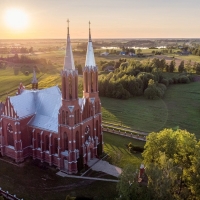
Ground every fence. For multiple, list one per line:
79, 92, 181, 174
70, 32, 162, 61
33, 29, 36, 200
103, 127, 146, 141
0, 188, 23, 200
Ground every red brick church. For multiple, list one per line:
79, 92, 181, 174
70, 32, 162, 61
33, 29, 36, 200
0, 22, 103, 174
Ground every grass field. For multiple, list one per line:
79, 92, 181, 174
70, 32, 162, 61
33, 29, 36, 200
0, 132, 143, 200
104, 132, 144, 168
101, 82, 200, 138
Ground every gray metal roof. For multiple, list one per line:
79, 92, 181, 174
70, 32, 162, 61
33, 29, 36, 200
63, 28, 75, 70
85, 26, 96, 68
85, 41, 96, 68
10, 86, 62, 133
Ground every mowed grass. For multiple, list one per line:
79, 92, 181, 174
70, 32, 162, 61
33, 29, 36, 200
0, 68, 33, 100
101, 82, 200, 138
0, 159, 117, 200
104, 132, 144, 168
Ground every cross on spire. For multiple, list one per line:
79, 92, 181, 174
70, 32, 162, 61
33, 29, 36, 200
67, 19, 70, 35
89, 21, 91, 41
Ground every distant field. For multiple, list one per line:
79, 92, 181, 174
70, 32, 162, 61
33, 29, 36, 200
101, 82, 200, 138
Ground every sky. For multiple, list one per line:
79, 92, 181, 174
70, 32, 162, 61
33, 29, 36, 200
0, 0, 200, 39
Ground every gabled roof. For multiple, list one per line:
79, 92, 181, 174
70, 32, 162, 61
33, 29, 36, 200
85, 22, 96, 68
63, 20, 75, 71
9, 86, 62, 133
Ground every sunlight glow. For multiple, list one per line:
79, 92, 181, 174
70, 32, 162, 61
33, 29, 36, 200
4, 8, 29, 31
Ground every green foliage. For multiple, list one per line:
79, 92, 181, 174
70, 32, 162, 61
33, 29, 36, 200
117, 165, 153, 200
143, 129, 200, 199
144, 80, 166, 99
178, 60, 185, 73
65, 195, 76, 200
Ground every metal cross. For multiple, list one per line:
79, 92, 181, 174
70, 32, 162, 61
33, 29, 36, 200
67, 19, 70, 27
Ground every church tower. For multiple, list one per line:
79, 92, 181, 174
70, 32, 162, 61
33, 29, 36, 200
32, 68, 38, 90
82, 21, 103, 156
58, 20, 80, 174
83, 21, 99, 100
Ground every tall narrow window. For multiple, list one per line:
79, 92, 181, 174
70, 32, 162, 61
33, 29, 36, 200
46, 135, 49, 151
74, 110, 77, 124
54, 138, 58, 154
77, 109, 79, 123
62, 110, 65, 124
91, 72, 93, 92
86, 73, 88, 92
69, 76, 72, 99
64, 132, 68, 150
96, 120, 99, 137
63, 77, 66, 99
76, 131, 79, 149
75, 76, 78, 99
37, 133, 41, 148
66, 111, 69, 125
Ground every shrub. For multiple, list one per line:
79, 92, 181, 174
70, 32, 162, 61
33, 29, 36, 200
178, 75, 190, 83
168, 78, 174, 84
160, 78, 169, 86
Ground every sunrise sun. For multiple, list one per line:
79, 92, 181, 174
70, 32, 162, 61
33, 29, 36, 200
4, 8, 29, 31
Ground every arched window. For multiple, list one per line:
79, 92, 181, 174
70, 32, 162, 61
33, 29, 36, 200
66, 111, 69, 125
63, 77, 66, 99
85, 73, 88, 92
69, 76, 72, 99
74, 110, 77, 124
7, 123, 14, 146
45, 135, 49, 151
91, 72, 93, 92
37, 133, 41, 148
76, 131, 79, 149
54, 138, 58, 154
62, 110, 65, 124
77, 109, 79, 123
96, 120, 99, 138
64, 132, 68, 151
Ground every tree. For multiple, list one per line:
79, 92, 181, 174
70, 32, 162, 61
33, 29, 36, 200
143, 129, 200, 200
178, 60, 185, 73
137, 48, 142, 54
117, 165, 152, 200
169, 59, 175, 72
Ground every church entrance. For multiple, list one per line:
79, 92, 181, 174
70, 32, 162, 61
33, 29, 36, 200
97, 143, 102, 156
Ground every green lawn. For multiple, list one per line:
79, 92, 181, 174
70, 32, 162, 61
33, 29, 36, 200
104, 132, 144, 168
0, 157, 118, 200
101, 82, 200, 138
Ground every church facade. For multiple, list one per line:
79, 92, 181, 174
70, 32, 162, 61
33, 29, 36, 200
0, 22, 103, 174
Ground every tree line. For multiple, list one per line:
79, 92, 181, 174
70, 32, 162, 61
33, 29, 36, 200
99, 58, 194, 100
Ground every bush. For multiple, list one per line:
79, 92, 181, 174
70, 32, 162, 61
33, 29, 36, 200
25, 71, 30, 76
168, 78, 174, 84
128, 143, 144, 153
178, 75, 190, 83
160, 78, 169, 86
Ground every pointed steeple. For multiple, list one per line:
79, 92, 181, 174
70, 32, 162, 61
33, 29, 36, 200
32, 68, 38, 84
32, 67, 38, 90
85, 21, 96, 68
63, 19, 75, 71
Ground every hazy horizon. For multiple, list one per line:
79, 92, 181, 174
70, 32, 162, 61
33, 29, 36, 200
1, 0, 200, 39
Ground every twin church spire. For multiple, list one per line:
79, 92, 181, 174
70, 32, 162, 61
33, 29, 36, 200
63, 20, 96, 71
